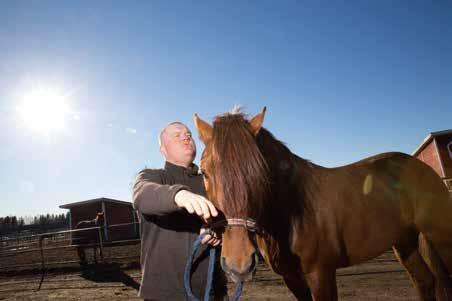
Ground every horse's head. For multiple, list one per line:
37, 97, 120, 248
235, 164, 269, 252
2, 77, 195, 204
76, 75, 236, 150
95, 212, 104, 224
194, 107, 269, 282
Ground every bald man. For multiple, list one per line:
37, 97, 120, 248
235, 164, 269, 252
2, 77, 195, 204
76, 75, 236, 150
132, 122, 227, 301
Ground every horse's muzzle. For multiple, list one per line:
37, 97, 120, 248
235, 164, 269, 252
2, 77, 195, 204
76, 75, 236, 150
220, 252, 259, 283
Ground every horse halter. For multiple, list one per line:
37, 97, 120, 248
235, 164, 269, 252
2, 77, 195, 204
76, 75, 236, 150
208, 217, 264, 283
209, 218, 265, 235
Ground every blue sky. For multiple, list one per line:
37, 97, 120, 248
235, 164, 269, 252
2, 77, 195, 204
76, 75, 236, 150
1, 1, 451, 217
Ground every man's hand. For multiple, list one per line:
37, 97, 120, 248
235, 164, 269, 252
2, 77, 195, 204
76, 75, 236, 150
174, 190, 218, 223
200, 227, 221, 246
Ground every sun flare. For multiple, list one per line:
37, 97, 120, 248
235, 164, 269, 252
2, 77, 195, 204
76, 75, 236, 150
16, 88, 71, 134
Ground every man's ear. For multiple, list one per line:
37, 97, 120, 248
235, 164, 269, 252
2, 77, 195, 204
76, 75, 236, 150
249, 107, 266, 136
194, 113, 213, 144
160, 144, 167, 157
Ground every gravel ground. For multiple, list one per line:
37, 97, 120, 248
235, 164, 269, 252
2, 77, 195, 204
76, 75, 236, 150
0, 250, 420, 300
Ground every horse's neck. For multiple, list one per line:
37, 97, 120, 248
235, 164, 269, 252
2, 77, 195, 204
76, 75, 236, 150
268, 152, 315, 198
256, 130, 320, 230
258, 155, 319, 274
260, 151, 320, 235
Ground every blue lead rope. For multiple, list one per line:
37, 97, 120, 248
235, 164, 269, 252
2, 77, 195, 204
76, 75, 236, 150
184, 232, 244, 301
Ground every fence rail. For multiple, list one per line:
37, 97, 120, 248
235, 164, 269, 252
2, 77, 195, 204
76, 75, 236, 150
0, 222, 141, 275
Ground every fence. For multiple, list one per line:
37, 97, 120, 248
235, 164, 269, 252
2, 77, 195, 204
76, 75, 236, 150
0, 222, 141, 274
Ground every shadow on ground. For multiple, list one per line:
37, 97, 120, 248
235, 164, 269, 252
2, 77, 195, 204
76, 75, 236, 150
81, 263, 140, 291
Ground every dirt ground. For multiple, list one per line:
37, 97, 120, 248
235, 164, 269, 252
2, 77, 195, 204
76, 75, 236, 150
0, 245, 420, 301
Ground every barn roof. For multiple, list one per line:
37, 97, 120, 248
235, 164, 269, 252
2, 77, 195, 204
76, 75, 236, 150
412, 129, 452, 157
59, 197, 132, 209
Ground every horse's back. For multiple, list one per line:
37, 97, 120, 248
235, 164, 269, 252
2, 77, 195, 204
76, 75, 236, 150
72, 220, 97, 245
75, 220, 95, 229
348, 151, 446, 196
322, 152, 452, 266
346, 151, 451, 226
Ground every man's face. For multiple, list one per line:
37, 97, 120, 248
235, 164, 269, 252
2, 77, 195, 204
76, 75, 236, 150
160, 123, 196, 165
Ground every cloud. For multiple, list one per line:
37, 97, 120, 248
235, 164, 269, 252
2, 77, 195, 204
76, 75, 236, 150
107, 123, 113, 127
126, 127, 137, 134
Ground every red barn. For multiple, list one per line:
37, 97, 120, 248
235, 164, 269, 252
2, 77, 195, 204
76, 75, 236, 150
60, 197, 139, 243
412, 129, 452, 194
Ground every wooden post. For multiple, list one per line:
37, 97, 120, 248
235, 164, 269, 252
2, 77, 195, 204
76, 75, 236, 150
97, 226, 104, 262
37, 235, 48, 291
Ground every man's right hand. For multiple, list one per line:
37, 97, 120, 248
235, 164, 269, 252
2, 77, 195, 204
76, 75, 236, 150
174, 190, 218, 222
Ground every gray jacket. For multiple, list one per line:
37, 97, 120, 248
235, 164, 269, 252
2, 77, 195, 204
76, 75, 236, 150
132, 161, 226, 300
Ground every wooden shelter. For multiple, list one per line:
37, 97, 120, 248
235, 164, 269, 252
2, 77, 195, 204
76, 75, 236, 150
60, 197, 139, 242
412, 129, 452, 194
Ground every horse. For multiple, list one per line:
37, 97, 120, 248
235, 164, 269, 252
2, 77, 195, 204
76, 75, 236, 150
193, 107, 452, 301
72, 212, 104, 265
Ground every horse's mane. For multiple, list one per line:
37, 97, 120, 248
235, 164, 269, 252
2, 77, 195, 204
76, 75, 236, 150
211, 112, 269, 219
210, 110, 313, 224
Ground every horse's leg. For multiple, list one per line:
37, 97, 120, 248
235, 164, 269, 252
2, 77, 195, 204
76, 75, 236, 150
418, 233, 452, 301
77, 246, 86, 265
283, 275, 312, 301
304, 269, 337, 301
93, 247, 98, 264
393, 245, 435, 301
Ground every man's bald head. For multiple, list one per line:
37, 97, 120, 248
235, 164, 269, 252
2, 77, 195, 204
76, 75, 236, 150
159, 122, 196, 167
159, 122, 187, 147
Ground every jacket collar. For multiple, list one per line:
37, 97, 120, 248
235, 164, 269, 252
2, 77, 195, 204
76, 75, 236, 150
164, 161, 199, 176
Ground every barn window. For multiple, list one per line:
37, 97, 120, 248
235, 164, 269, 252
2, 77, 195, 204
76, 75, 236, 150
448, 141, 452, 160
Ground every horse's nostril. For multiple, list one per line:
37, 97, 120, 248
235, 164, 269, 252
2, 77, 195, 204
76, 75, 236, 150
221, 255, 256, 277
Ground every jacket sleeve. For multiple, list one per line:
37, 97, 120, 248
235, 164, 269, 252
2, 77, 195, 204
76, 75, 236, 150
132, 169, 189, 216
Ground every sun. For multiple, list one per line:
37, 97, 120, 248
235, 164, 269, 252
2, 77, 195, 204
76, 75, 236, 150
16, 88, 71, 134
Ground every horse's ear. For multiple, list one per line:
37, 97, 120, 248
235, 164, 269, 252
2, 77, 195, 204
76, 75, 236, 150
249, 107, 267, 136
194, 113, 213, 144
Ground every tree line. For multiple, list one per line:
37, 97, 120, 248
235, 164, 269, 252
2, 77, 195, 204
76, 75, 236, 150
0, 213, 70, 238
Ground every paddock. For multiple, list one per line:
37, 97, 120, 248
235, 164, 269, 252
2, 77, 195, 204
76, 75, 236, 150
0, 212, 426, 300
0, 209, 448, 300
0, 245, 419, 300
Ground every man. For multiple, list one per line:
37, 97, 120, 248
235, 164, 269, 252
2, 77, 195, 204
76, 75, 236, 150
132, 122, 227, 301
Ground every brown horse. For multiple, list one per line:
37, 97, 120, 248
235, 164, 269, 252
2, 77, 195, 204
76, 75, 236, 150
72, 212, 104, 265
194, 107, 452, 301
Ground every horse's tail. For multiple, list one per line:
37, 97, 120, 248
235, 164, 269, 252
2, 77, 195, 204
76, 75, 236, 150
418, 232, 452, 300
